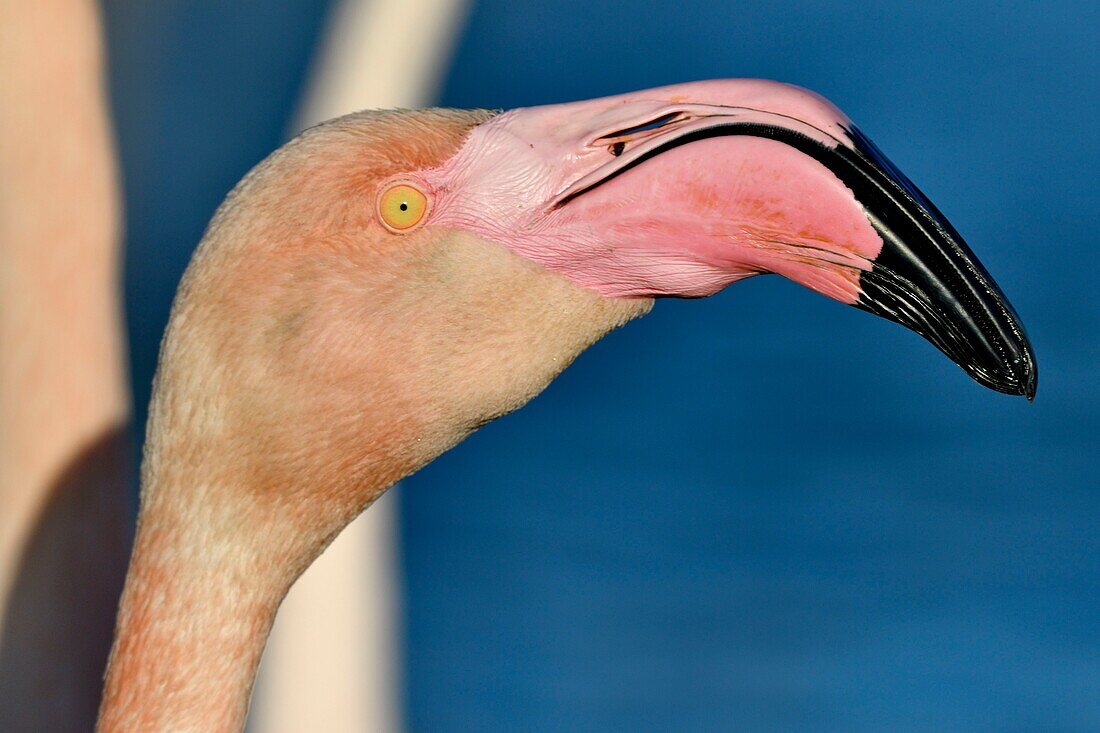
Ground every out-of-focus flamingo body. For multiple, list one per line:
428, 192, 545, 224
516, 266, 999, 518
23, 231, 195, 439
1, 1, 129, 729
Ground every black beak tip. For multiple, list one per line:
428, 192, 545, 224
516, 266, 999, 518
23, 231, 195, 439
1022, 349, 1038, 402
971, 345, 1038, 401
841, 125, 1039, 403
854, 265, 1039, 402
975, 321, 1037, 401
991, 343, 1037, 401
969, 300, 1038, 402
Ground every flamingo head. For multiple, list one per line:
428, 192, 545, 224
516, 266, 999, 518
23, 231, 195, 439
155, 79, 1036, 539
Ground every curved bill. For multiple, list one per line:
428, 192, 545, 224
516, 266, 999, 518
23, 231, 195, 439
428, 81, 1038, 398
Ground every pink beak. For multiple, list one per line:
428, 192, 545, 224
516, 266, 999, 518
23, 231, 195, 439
425, 79, 1036, 398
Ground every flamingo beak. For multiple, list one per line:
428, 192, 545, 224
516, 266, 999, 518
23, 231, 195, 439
431, 80, 1037, 398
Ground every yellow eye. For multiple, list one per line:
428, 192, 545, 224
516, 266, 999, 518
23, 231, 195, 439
377, 183, 428, 232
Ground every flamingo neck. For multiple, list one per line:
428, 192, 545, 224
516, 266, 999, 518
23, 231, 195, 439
96, 477, 298, 732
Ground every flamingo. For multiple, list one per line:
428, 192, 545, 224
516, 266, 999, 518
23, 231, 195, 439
96, 80, 1036, 732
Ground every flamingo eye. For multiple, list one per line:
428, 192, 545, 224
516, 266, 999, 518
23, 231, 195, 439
377, 183, 428, 232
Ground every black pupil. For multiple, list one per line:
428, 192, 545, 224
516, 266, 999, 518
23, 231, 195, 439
399, 202, 408, 211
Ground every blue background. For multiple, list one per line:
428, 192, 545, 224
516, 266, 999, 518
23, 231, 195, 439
103, 1, 1099, 730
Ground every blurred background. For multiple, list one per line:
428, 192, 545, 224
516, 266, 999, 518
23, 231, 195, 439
3, 0, 1097, 730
